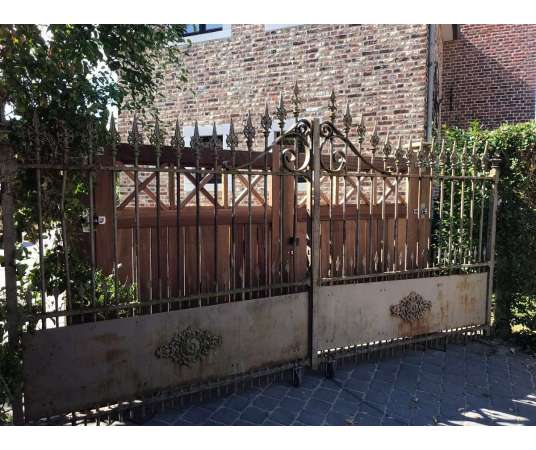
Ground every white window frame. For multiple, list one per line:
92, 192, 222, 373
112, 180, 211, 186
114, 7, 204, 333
185, 25, 232, 44
264, 24, 300, 32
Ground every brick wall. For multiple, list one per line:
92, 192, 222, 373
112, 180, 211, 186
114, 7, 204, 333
118, 24, 429, 144
442, 24, 536, 129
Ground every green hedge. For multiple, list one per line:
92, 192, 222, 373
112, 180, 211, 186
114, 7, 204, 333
443, 121, 536, 342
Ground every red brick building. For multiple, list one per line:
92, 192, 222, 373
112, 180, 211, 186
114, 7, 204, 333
442, 24, 535, 129
119, 24, 535, 143
118, 25, 454, 146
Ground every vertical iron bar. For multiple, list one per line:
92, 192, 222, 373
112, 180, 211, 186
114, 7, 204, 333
129, 116, 142, 310
261, 106, 271, 296
227, 119, 238, 302
0, 140, 24, 424
244, 114, 254, 300
172, 120, 184, 304
33, 114, 47, 329
212, 124, 220, 302
486, 157, 501, 327
437, 140, 446, 266
427, 139, 435, 268
59, 123, 73, 320
110, 116, 119, 305
459, 145, 467, 265
87, 123, 97, 321
416, 142, 422, 272
469, 144, 477, 264
310, 118, 321, 370
276, 95, 286, 294
154, 120, 162, 312
194, 123, 202, 306
447, 143, 457, 270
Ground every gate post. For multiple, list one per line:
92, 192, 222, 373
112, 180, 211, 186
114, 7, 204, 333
309, 118, 321, 370
0, 129, 24, 424
486, 156, 501, 331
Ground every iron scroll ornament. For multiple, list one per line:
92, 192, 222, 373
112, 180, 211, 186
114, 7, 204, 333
155, 326, 222, 367
318, 121, 391, 176
390, 292, 432, 322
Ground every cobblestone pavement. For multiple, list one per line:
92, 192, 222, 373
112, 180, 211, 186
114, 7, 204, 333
138, 341, 536, 426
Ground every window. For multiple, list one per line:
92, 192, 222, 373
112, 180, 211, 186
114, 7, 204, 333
264, 24, 300, 32
182, 24, 232, 43
184, 24, 223, 36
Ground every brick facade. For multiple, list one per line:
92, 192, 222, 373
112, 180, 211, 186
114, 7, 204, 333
118, 24, 430, 144
442, 24, 536, 129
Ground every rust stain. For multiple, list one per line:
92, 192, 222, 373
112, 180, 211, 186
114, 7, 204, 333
93, 333, 122, 345
105, 348, 127, 363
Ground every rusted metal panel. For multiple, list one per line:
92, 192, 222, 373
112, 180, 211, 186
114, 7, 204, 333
315, 273, 488, 352
23, 292, 308, 421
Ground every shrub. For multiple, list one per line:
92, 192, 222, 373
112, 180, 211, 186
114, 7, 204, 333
443, 121, 536, 342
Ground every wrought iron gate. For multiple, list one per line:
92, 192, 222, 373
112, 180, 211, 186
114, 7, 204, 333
0, 86, 500, 424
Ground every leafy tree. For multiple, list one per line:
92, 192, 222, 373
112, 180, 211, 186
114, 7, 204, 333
0, 24, 188, 424
1, 24, 187, 128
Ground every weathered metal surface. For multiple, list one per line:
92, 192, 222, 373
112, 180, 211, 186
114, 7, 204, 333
23, 292, 308, 420
315, 273, 488, 352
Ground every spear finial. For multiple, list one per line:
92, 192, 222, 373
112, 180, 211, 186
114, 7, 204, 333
260, 102, 272, 136
243, 112, 255, 150
276, 93, 287, 129
226, 117, 239, 151
328, 90, 337, 123
291, 81, 301, 121
343, 102, 352, 136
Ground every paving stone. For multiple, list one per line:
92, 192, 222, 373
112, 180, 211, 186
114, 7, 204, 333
279, 395, 307, 413
181, 406, 213, 424
366, 388, 391, 405
382, 414, 410, 425
385, 401, 415, 420
202, 419, 224, 426
337, 389, 364, 405
442, 381, 466, 396
225, 394, 255, 411
355, 412, 382, 426
413, 390, 439, 406
417, 379, 442, 396
304, 398, 332, 414
144, 418, 170, 426
312, 387, 339, 403
143, 341, 534, 427
286, 387, 314, 401
233, 420, 256, 426
331, 398, 361, 416
389, 389, 417, 406
263, 384, 290, 399
345, 377, 371, 392
240, 406, 269, 424
375, 369, 398, 383
263, 419, 281, 426
325, 410, 354, 425
358, 401, 385, 418
300, 374, 324, 390
297, 410, 325, 425
411, 414, 438, 426
152, 407, 186, 424
420, 362, 444, 376
210, 407, 240, 425
269, 407, 298, 425
253, 395, 280, 411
